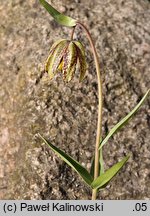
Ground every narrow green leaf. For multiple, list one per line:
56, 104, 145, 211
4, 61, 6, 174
90, 149, 110, 191
99, 89, 150, 150
90, 157, 95, 178
91, 155, 130, 190
39, 0, 77, 27
39, 134, 93, 186
90, 136, 104, 178
99, 148, 104, 175
90, 148, 104, 178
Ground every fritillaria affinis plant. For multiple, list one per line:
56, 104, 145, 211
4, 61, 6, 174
38, 0, 149, 200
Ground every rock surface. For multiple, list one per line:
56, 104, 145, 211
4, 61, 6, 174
0, 0, 150, 199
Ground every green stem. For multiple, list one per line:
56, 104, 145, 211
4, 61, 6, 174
73, 21, 103, 200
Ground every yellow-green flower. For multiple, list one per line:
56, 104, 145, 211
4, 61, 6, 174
45, 39, 87, 82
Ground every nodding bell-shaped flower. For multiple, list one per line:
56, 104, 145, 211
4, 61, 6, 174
45, 39, 87, 82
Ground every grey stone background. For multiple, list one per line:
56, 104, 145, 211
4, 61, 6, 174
0, 0, 150, 200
